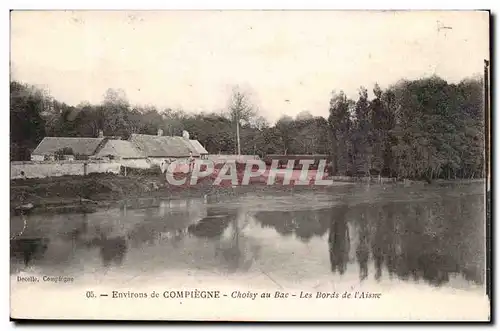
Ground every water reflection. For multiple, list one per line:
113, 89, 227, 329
88, 233, 128, 268
11, 238, 50, 267
187, 207, 235, 238
254, 209, 331, 242
355, 207, 369, 281
10, 188, 485, 289
328, 205, 350, 275
253, 194, 485, 287
188, 207, 260, 273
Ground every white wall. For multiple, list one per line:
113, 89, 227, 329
148, 157, 190, 166
11, 160, 121, 179
148, 157, 165, 166
86, 162, 121, 175
120, 158, 151, 169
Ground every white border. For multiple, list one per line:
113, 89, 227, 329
2, 1, 497, 330
2, 1, 498, 10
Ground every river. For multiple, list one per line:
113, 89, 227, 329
10, 182, 489, 321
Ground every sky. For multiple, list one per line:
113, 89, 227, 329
10, 10, 489, 123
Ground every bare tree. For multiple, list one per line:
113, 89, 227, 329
228, 86, 256, 155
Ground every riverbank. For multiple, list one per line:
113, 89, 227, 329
10, 173, 354, 214
11, 173, 484, 215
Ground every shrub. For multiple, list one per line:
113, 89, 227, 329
54, 147, 74, 160
75, 153, 89, 160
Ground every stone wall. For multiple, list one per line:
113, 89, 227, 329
86, 162, 121, 175
120, 158, 151, 169
10, 160, 121, 179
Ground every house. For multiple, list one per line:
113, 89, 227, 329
177, 130, 209, 159
128, 130, 200, 167
31, 137, 106, 161
188, 139, 209, 159
29, 130, 210, 173
94, 139, 150, 169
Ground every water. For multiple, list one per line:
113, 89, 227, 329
10, 182, 488, 320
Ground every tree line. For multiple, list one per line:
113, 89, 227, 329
10, 75, 485, 180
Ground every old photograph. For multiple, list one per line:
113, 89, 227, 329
9, 10, 490, 321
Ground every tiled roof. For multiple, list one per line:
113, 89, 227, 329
95, 139, 145, 159
189, 140, 209, 154
129, 134, 200, 158
31, 137, 105, 156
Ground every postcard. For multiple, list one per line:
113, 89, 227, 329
9, 10, 491, 321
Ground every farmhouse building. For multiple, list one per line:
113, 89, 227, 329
29, 129, 210, 171
94, 139, 150, 169
188, 139, 209, 159
128, 130, 200, 166
30, 137, 106, 161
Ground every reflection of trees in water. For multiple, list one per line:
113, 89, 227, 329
254, 209, 331, 242
169, 229, 188, 248
370, 204, 395, 281
10, 238, 50, 267
67, 213, 89, 244
401, 204, 427, 281
189, 208, 240, 271
355, 206, 369, 281
217, 216, 246, 273
84, 226, 128, 268
328, 205, 350, 275
11, 213, 90, 270
188, 208, 260, 274
395, 203, 458, 286
256, 211, 296, 236
347, 199, 484, 287
97, 235, 128, 267
383, 204, 398, 278
294, 211, 315, 243
61, 212, 129, 268
127, 208, 191, 248
11, 229, 125, 272
216, 211, 262, 274
187, 207, 236, 239
443, 195, 485, 285
253, 196, 485, 287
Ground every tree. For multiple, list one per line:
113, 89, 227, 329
101, 88, 131, 138
10, 81, 47, 160
386, 76, 484, 181
370, 83, 395, 176
352, 87, 372, 175
328, 91, 354, 175
9, 75, 485, 180
228, 87, 257, 155
274, 115, 295, 155
296, 110, 314, 121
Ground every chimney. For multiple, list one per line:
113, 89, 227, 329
98, 130, 104, 138
157, 128, 163, 136
182, 130, 190, 140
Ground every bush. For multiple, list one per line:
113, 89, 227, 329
75, 153, 89, 160
122, 165, 162, 177
54, 147, 74, 160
